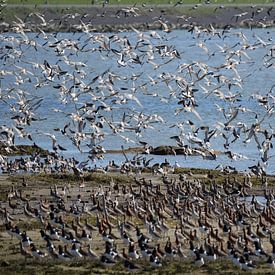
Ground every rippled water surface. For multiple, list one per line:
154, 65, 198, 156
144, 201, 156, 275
1, 28, 274, 173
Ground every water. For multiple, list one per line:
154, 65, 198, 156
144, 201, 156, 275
240, 196, 267, 205
0, 28, 274, 173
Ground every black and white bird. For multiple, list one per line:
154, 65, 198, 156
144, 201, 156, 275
30, 243, 47, 258
266, 256, 275, 269
150, 249, 162, 267
100, 255, 116, 266
194, 250, 205, 267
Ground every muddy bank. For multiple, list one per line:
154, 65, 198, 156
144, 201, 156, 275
108, 145, 220, 157
2, 144, 217, 157
0, 144, 50, 156
1, 4, 275, 32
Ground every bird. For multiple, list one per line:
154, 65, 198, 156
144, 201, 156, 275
121, 230, 134, 246
101, 230, 115, 244
21, 231, 33, 248
128, 242, 140, 260
5, 222, 21, 239
87, 243, 99, 259
20, 241, 33, 262
164, 237, 177, 257
29, 243, 47, 258
194, 250, 205, 267
1, 10, 275, 273
266, 256, 275, 269
100, 255, 116, 266
103, 242, 118, 261
57, 245, 71, 261
67, 243, 83, 259
239, 255, 256, 270
79, 229, 93, 243
149, 249, 162, 267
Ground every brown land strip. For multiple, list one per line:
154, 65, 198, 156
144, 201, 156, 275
0, 144, 50, 156
1, 4, 275, 32
1, 144, 219, 157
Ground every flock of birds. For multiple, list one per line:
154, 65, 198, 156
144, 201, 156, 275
0, 2, 275, 271
1, 173, 275, 271
0, 5, 274, 175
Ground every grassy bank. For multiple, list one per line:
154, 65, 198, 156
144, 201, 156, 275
0, 5, 215, 22
6, 0, 275, 5
0, 257, 266, 275
1, 1, 274, 32
3, 167, 275, 187
0, 145, 49, 157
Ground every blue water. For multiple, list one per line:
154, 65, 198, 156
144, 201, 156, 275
0, 28, 274, 173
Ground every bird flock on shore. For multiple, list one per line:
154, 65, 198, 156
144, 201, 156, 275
2, 172, 275, 271
0, 2, 275, 271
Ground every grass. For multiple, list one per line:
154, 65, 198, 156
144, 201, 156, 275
4, 166, 273, 196
2, 0, 274, 31
7, 171, 134, 186
6, 0, 275, 5
2, 5, 94, 23
0, 145, 49, 157
0, 256, 272, 274
18, 220, 41, 231
111, 0, 275, 4
4, 167, 274, 190
173, 166, 275, 188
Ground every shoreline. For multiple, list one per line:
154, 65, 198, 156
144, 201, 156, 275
1, 4, 275, 32
0, 143, 222, 158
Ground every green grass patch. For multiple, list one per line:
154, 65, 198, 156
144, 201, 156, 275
0, 6, 74, 22
2, 1, 274, 31
4, 168, 275, 193
0, 190, 7, 201
0, 257, 259, 275
8, 0, 93, 4
6, 0, 275, 5
173, 167, 275, 186
8, 172, 134, 186
111, 0, 275, 4
17, 220, 41, 231
0, 211, 41, 232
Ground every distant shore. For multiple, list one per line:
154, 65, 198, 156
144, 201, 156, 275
0, 144, 221, 158
1, 4, 275, 32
